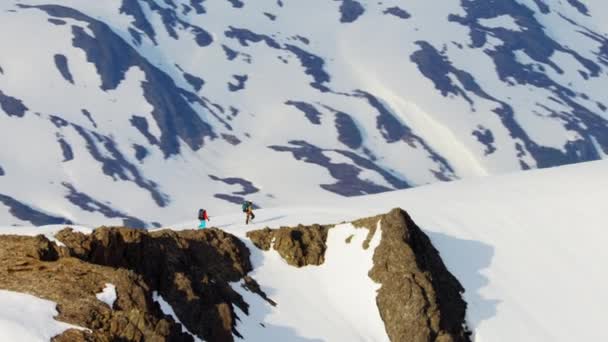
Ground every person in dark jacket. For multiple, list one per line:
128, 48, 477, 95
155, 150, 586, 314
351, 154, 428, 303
242, 201, 255, 224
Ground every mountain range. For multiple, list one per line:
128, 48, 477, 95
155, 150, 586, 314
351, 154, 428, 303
0, 0, 606, 226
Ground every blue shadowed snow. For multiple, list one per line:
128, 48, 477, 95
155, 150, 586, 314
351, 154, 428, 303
62, 182, 147, 228
472, 127, 496, 155
130, 115, 159, 146
445, 1, 608, 165
566, 0, 589, 16
228, 74, 248, 91
355, 90, 456, 180
209, 175, 259, 195
192, 26, 213, 46
128, 28, 143, 45
337, 0, 365, 23
227, 0, 244, 8
0, 193, 73, 225
184, 72, 205, 91
269, 140, 410, 196
81, 109, 98, 128
54, 54, 74, 84
72, 124, 169, 207
58, 137, 74, 162
49, 115, 69, 128
0, 90, 28, 117
190, 0, 206, 14
383, 6, 411, 19
332, 110, 362, 149
133, 144, 148, 161
284, 44, 330, 92
120, 0, 157, 44
20, 5, 216, 157
225, 26, 281, 48
531, 0, 550, 14
0, 166, 4, 176
285, 101, 322, 125
214, 193, 246, 206
48, 18, 66, 25
181, 4, 192, 15
222, 44, 239, 60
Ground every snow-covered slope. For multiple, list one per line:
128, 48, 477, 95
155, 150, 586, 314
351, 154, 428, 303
1, 0, 607, 226
5, 159, 606, 341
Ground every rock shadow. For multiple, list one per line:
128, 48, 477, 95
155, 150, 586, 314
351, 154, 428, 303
426, 230, 499, 332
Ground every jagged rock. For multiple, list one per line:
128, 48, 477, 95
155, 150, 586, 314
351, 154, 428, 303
247, 224, 330, 267
55, 227, 253, 342
26, 234, 60, 261
356, 208, 471, 342
0, 227, 256, 342
0, 208, 470, 342
247, 227, 274, 250
249, 209, 471, 342
0, 234, 189, 341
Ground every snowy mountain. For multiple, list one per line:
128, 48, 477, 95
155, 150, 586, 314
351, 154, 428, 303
1, 0, 607, 226
1, 159, 607, 341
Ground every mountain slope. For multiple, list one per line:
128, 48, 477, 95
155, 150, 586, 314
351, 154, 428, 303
2, 159, 607, 341
0, 0, 607, 225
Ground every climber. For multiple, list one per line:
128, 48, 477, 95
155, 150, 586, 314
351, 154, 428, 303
198, 208, 210, 229
242, 201, 255, 224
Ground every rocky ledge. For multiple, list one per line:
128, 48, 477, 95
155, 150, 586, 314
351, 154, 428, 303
248, 208, 472, 342
0, 208, 471, 342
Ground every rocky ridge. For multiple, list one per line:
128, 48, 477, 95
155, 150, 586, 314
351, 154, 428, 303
248, 208, 471, 342
0, 208, 470, 341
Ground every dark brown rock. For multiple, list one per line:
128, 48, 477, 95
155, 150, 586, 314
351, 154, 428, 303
361, 208, 471, 342
54, 227, 253, 342
0, 234, 189, 342
247, 224, 330, 267
26, 234, 60, 261
246, 227, 274, 250
2, 208, 471, 342
0, 227, 257, 342
248, 209, 471, 342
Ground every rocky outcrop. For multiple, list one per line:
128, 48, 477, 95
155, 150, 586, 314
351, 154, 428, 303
249, 209, 471, 342
0, 208, 470, 342
0, 234, 188, 341
247, 224, 330, 267
0, 227, 255, 342
355, 209, 471, 342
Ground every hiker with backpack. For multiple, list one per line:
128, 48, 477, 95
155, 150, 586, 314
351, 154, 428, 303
198, 208, 210, 229
242, 201, 255, 224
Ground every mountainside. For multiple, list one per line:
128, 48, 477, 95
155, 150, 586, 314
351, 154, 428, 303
1, 0, 607, 226
0, 210, 471, 342
1, 159, 607, 341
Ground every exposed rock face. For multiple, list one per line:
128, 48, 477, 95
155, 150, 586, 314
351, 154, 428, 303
0, 227, 254, 342
0, 208, 470, 342
356, 209, 471, 342
249, 209, 471, 342
247, 224, 330, 267
0, 234, 188, 341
